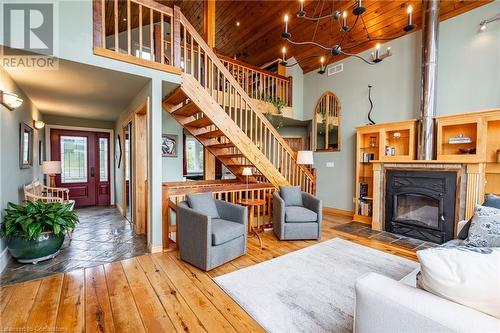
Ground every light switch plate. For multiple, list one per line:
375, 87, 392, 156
326, 162, 335, 168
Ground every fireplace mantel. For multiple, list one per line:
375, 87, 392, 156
371, 161, 485, 235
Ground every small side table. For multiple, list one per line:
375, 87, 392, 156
236, 198, 266, 249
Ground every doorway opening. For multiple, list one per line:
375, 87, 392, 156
50, 129, 111, 207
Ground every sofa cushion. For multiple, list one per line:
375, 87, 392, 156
464, 205, 500, 247
187, 192, 219, 219
280, 186, 303, 207
458, 194, 500, 240
211, 219, 244, 246
417, 246, 500, 319
285, 206, 317, 223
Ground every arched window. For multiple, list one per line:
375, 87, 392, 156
313, 92, 341, 151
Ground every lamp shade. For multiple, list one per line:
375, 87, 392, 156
242, 167, 253, 176
42, 161, 62, 174
297, 150, 314, 165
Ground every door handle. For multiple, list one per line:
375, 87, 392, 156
91, 167, 95, 177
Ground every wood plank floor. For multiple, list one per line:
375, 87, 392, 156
0, 214, 418, 332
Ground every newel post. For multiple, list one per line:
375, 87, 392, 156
92, 0, 104, 48
172, 6, 182, 68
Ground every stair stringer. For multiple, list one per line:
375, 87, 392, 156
178, 73, 290, 188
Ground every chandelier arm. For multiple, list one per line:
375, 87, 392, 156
340, 50, 376, 65
283, 53, 329, 67
299, 13, 334, 21
342, 33, 406, 51
285, 38, 332, 51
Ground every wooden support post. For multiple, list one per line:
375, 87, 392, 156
202, 0, 217, 180
203, 0, 216, 48
92, 0, 103, 48
173, 6, 182, 68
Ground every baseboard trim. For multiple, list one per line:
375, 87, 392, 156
0, 247, 10, 273
323, 206, 354, 218
116, 203, 124, 216
148, 243, 163, 253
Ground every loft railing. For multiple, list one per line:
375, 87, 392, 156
162, 180, 275, 251
218, 54, 292, 107
92, 0, 315, 194
92, 0, 292, 106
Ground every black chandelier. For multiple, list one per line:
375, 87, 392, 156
280, 0, 417, 72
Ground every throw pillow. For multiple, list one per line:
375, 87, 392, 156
464, 205, 500, 247
187, 192, 220, 219
484, 193, 500, 209
459, 194, 500, 240
417, 246, 500, 319
279, 186, 303, 207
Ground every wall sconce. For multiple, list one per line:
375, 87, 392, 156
0, 90, 23, 110
34, 120, 45, 129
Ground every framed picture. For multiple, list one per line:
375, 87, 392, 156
19, 122, 33, 169
116, 134, 122, 168
38, 140, 43, 165
162, 134, 178, 157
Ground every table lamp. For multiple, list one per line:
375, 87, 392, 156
42, 161, 62, 187
242, 167, 252, 191
297, 151, 314, 165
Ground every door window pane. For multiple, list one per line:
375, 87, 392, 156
60, 136, 87, 183
99, 138, 109, 181
186, 136, 204, 174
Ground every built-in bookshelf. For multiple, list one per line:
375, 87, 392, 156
354, 120, 417, 224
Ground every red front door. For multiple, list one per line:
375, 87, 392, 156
50, 129, 110, 207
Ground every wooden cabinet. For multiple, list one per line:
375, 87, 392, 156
354, 120, 417, 223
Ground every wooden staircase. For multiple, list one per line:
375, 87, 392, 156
162, 8, 315, 193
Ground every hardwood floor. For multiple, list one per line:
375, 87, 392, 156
0, 213, 419, 332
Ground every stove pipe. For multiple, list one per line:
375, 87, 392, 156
417, 0, 440, 160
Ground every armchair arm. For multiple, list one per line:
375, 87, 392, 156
273, 192, 285, 238
302, 192, 322, 214
215, 200, 247, 227
177, 202, 211, 269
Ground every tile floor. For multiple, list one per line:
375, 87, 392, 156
332, 221, 438, 251
1, 206, 148, 285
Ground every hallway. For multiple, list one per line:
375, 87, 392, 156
0, 207, 148, 285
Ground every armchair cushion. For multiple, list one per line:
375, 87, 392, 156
285, 206, 318, 223
211, 219, 245, 246
279, 186, 303, 207
187, 192, 220, 219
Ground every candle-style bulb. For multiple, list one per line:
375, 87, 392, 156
284, 14, 289, 23
298, 0, 305, 16
342, 11, 348, 31
282, 14, 291, 38
376, 43, 380, 50
407, 5, 413, 14
318, 56, 326, 74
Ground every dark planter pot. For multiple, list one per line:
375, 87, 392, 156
8, 232, 65, 264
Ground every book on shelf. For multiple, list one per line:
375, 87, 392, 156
361, 152, 375, 163
359, 182, 369, 197
358, 200, 372, 217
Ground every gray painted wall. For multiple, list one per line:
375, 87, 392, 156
0, 68, 45, 270
162, 112, 184, 182
303, 2, 500, 211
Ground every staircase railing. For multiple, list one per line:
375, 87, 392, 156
92, 0, 315, 194
176, 8, 315, 194
218, 54, 293, 107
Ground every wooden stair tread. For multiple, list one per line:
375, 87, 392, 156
172, 102, 199, 117
228, 163, 253, 168
208, 142, 235, 149
185, 117, 213, 128
164, 87, 187, 105
197, 129, 225, 139
218, 153, 244, 159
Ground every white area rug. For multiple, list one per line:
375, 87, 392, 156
214, 238, 419, 333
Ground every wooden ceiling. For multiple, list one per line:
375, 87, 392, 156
105, 0, 491, 73
209, 0, 491, 73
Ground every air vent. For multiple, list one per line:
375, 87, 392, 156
327, 63, 343, 76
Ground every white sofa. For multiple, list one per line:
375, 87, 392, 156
354, 220, 500, 333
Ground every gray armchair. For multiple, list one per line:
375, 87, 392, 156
273, 186, 322, 240
177, 192, 247, 271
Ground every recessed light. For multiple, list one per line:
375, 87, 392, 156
123, 18, 127, 22
236, 21, 240, 27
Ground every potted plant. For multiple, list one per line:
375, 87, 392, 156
1, 200, 79, 264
